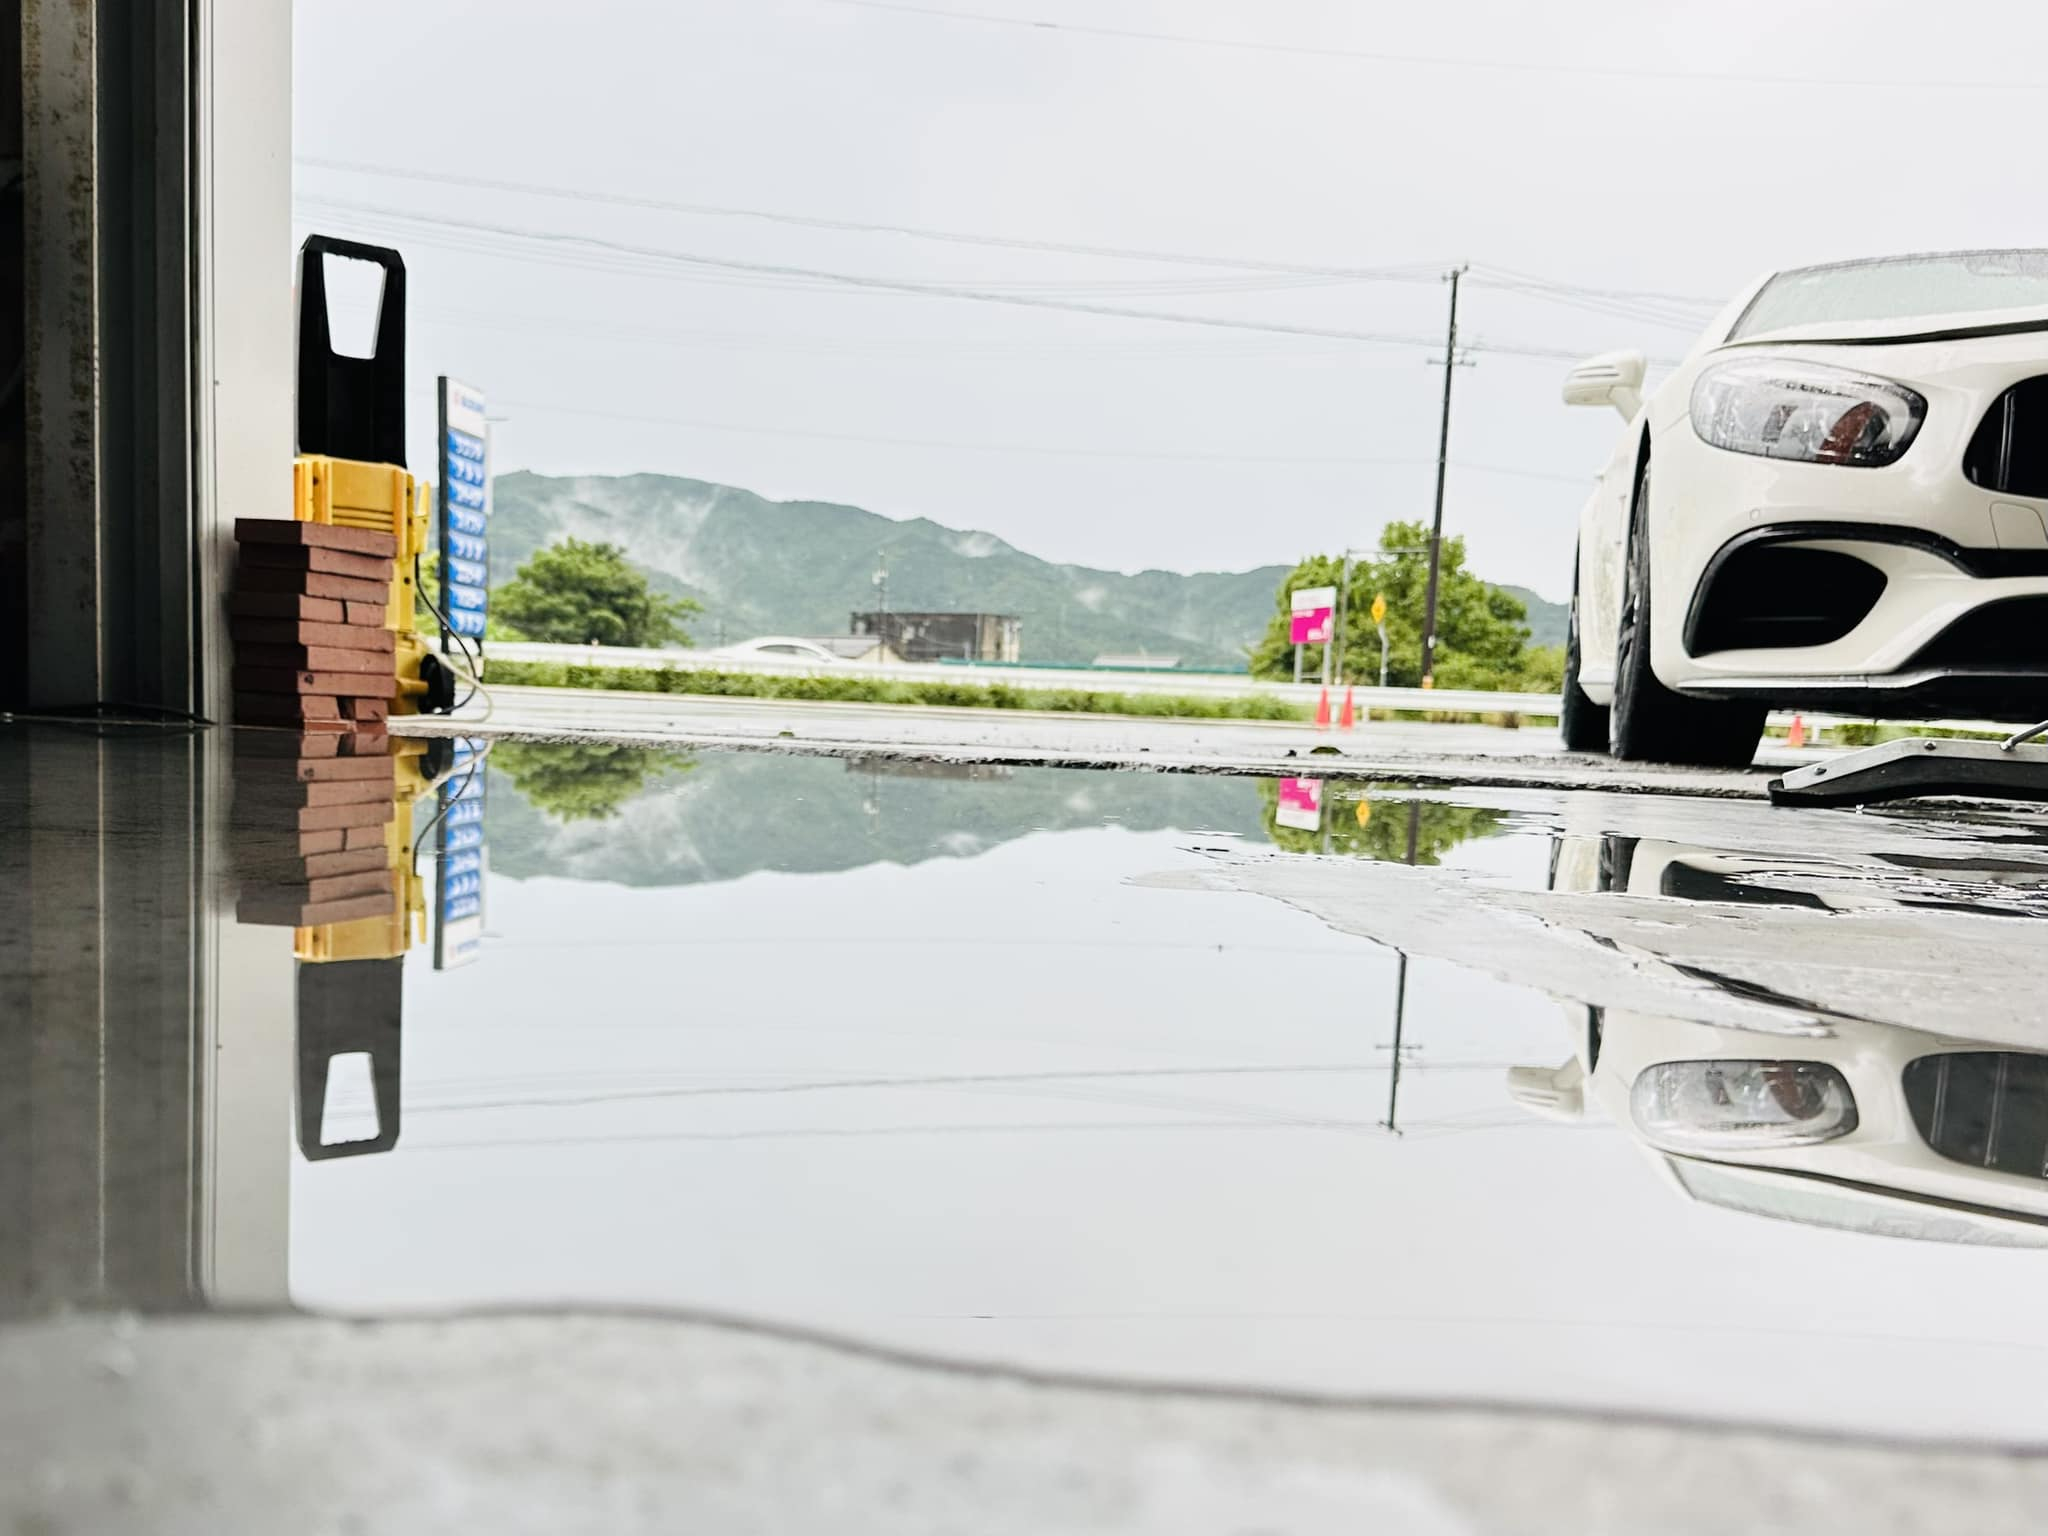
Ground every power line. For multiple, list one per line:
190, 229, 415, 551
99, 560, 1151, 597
824, 0, 2048, 92
297, 156, 1450, 285
491, 395, 1594, 483
299, 198, 1682, 363
297, 159, 1725, 316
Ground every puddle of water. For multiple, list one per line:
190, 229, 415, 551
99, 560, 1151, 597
11, 721, 2048, 1445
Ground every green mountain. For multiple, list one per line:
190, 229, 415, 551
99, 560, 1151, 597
1500, 586, 1568, 649
483, 750, 1273, 887
490, 471, 1287, 667
487, 470, 1569, 666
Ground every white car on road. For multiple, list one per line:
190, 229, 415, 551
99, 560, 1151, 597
709, 637, 846, 665
1561, 249, 2048, 766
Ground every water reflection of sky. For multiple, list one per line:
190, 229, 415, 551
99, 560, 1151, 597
288, 751, 2048, 1444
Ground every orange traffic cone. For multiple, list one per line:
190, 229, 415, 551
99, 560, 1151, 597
1315, 689, 1332, 730
1787, 714, 1806, 749
1339, 686, 1356, 730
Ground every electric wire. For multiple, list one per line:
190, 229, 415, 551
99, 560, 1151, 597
823, 0, 2048, 92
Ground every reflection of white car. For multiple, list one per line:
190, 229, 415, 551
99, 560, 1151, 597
1559, 250, 2048, 767
710, 637, 845, 665
1512, 832, 2048, 1244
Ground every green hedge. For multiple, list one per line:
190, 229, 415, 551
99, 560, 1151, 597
484, 660, 1310, 722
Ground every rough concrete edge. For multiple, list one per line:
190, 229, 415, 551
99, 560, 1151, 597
23, 1300, 2047, 1461
391, 718, 1774, 799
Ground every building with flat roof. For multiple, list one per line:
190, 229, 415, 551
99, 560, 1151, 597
851, 612, 1021, 664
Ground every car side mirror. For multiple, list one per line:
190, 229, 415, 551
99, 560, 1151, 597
1505, 1059, 1587, 1122
1562, 350, 1646, 421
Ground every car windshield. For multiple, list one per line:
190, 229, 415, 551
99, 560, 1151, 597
1730, 249, 2048, 339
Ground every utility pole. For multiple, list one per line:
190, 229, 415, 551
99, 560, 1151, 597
1420, 265, 1469, 689
873, 550, 889, 663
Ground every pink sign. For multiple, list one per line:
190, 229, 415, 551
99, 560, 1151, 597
1275, 777, 1324, 832
1289, 585, 1337, 645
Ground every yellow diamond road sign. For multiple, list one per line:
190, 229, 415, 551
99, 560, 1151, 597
1371, 593, 1388, 625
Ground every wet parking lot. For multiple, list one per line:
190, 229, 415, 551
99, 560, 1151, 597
10, 720, 2048, 1526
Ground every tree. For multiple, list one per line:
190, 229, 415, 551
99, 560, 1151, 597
1257, 779, 1502, 863
1250, 521, 1535, 689
493, 740, 688, 822
494, 538, 699, 647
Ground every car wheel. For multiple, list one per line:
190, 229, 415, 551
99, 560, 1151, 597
1610, 460, 1765, 768
1559, 556, 1610, 752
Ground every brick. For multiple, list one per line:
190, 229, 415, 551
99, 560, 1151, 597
343, 601, 389, 627
236, 566, 393, 605
344, 697, 391, 723
241, 868, 393, 905
236, 643, 402, 674
231, 619, 396, 653
235, 518, 398, 558
282, 800, 393, 832
237, 777, 393, 809
236, 692, 341, 721
236, 827, 347, 857
342, 725, 390, 756
239, 543, 394, 582
233, 727, 342, 759
231, 756, 392, 794
301, 846, 395, 879
236, 890, 397, 928
343, 822, 389, 849
228, 592, 346, 623
235, 667, 394, 698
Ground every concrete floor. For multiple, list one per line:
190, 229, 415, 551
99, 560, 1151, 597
411, 684, 1825, 796
10, 1309, 2048, 1536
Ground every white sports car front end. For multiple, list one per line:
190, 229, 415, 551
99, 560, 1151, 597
1563, 250, 2048, 766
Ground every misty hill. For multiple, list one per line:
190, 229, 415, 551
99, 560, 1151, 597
491, 471, 1287, 667
485, 752, 1269, 888
1500, 587, 1566, 649
488, 470, 1569, 666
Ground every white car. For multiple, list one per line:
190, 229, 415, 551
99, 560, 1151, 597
709, 637, 845, 665
1560, 249, 2048, 766
1509, 831, 2048, 1244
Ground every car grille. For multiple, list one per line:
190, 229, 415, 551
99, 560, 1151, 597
1965, 375, 2048, 498
1908, 596, 2048, 671
1684, 544, 1887, 655
1904, 1052, 2048, 1177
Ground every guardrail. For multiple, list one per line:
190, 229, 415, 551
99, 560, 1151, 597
475, 641, 2016, 737
480, 641, 1563, 715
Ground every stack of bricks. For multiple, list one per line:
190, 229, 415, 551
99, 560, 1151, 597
229, 518, 399, 745
229, 516, 402, 929
231, 730, 400, 928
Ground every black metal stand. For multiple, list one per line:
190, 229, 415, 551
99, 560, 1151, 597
1770, 733, 2048, 807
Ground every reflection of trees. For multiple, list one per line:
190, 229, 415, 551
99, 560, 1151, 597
492, 741, 692, 823
1257, 780, 1501, 864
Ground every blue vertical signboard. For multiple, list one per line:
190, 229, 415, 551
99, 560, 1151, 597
433, 738, 486, 970
437, 376, 490, 647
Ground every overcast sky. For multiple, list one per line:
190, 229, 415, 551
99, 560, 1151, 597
294, 0, 2048, 598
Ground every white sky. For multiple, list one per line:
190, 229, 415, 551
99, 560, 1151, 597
294, 0, 2048, 598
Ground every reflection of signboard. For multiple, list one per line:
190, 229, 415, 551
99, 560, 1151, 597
1290, 585, 1337, 645
437, 377, 490, 644
433, 738, 486, 970
1275, 776, 1324, 832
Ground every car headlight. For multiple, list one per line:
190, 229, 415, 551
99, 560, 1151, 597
1690, 357, 1925, 467
1630, 1060, 1858, 1153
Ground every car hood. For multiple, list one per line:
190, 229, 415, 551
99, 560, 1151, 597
1728, 301, 2048, 350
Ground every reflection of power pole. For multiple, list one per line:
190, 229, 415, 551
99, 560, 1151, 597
1381, 951, 1410, 1133
1420, 266, 1472, 688
1378, 801, 1426, 1133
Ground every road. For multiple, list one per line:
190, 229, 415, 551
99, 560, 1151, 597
403, 682, 1829, 796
